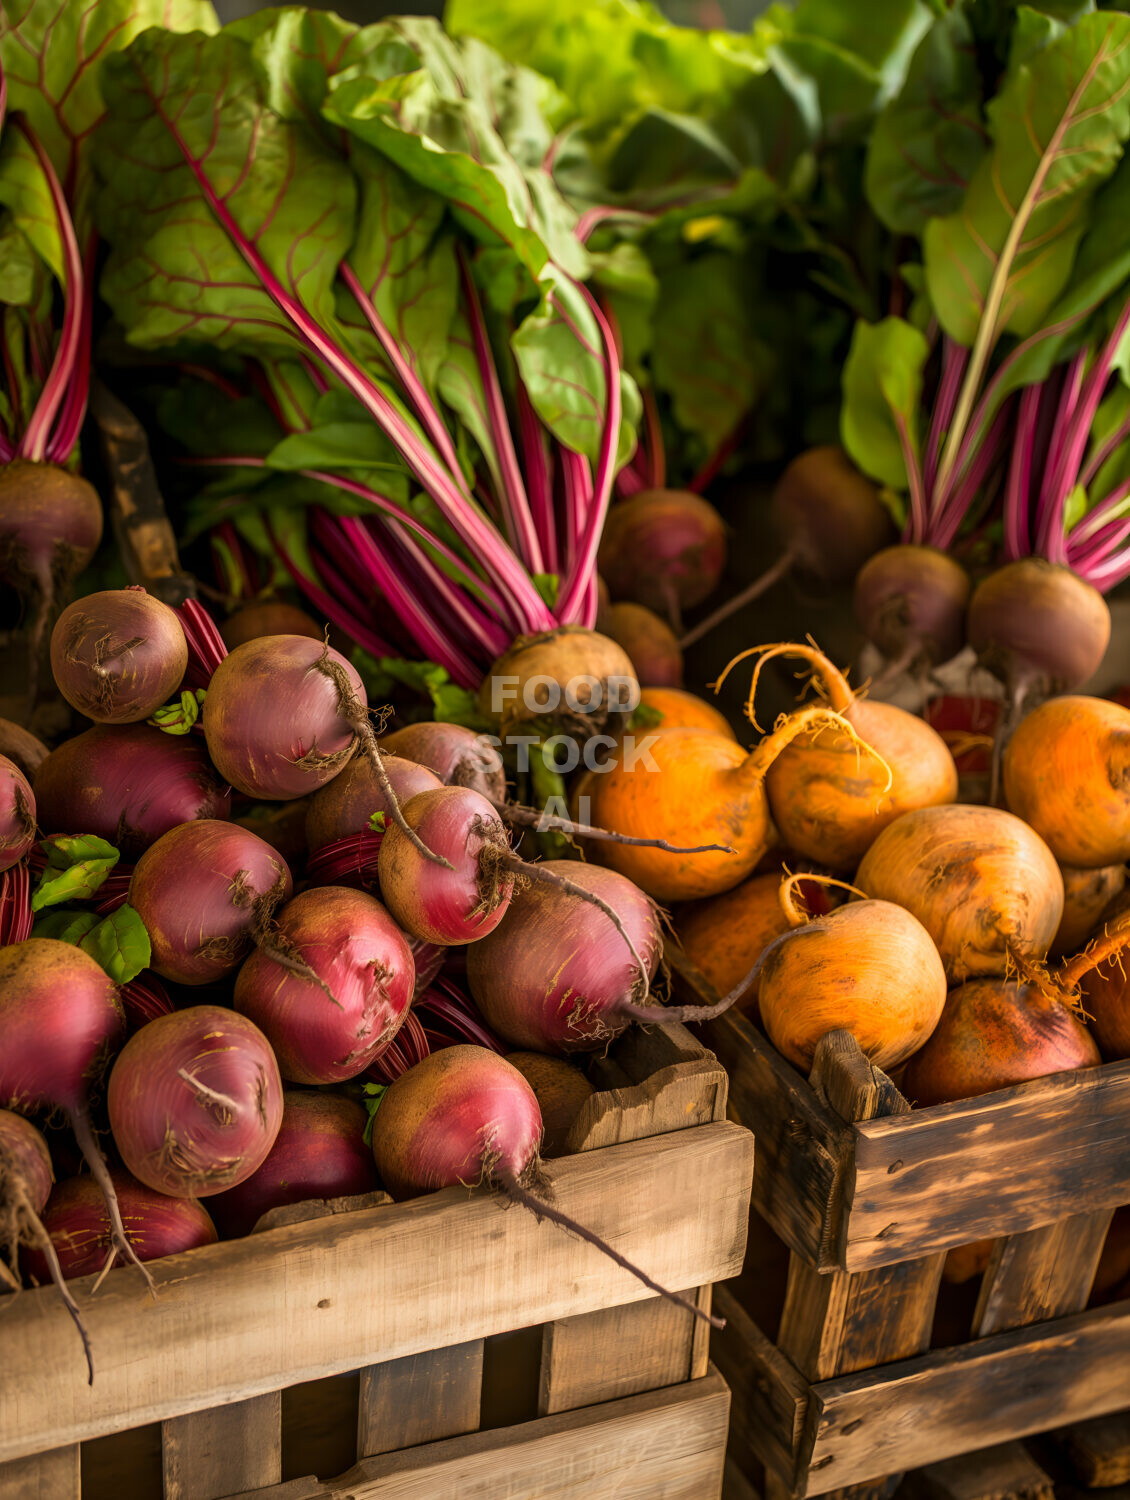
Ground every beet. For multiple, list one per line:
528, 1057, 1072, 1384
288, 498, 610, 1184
34, 724, 231, 857
129, 820, 293, 985
597, 489, 727, 630
305, 752, 442, 853
0, 755, 36, 874
380, 722, 507, 803
0, 461, 103, 696
207, 1092, 379, 1238
23, 1170, 216, 1281
107, 1006, 284, 1197
466, 862, 661, 1053
233, 886, 414, 1084
50, 588, 188, 723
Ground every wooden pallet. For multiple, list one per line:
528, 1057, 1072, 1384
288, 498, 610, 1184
693, 989, 1130, 1500
0, 1025, 753, 1500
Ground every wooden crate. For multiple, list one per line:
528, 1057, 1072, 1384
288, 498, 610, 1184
0, 1025, 753, 1500
695, 994, 1130, 1500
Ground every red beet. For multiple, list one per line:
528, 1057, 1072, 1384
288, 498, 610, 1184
107, 1006, 284, 1197
34, 724, 230, 857
371, 1046, 719, 1327
129, 820, 293, 985
0, 754, 35, 874
598, 489, 726, 630
854, 545, 971, 677
0, 939, 151, 1305
233, 886, 414, 1084
466, 862, 661, 1053
902, 979, 1100, 1105
0, 716, 49, 780
207, 1091, 379, 1238
381, 722, 507, 803
305, 752, 442, 852
0, 462, 103, 696
220, 601, 323, 650
23, 1170, 216, 1281
203, 635, 366, 799
50, 588, 188, 723
0, 1108, 93, 1380
377, 786, 515, 946
601, 602, 684, 688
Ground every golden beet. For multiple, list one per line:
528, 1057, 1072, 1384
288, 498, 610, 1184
1003, 695, 1130, 868
856, 805, 1064, 982
716, 643, 957, 872
758, 887, 947, 1073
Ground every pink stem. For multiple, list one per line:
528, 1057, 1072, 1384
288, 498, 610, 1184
14, 119, 84, 465
340, 263, 464, 486
894, 411, 928, 544
1004, 383, 1042, 561
516, 383, 558, 573
153, 99, 552, 633
556, 287, 622, 622
457, 251, 544, 575
931, 401, 1012, 551
924, 338, 967, 501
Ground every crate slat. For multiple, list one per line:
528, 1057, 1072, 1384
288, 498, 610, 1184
972, 1210, 1114, 1337
800, 1299, 1130, 1496
537, 1294, 699, 1415
0, 1122, 752, 1466
357, 1342, 484, 1457
161, 1394, 281, 1500
1046, 1410, 1130, 1487
898, 1444, 1055, 1500
703, 1014, 847, 1271
0, 1445, 80, 1500
233, 1369, 730, 1500
846, 1061, 1130, 1271
712, 1285, 807, 1488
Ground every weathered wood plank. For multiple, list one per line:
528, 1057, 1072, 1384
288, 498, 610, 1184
899, 1444, 1055, 1500
801, 1299, 1130, 1496
711, 1285, 807, 1488
162, 1394, 282, 1500
537, 1296, 696, 1415
0, 1122, 753, 1465
0, 1446, 79, 1500
1046, 1410, 1130, 1488
845, 1060, 1130, 1271
973, 1210, 1113, 1337
706, 1011, 847, 1270
250, 1370, 731, 1499
780, 1249, 944, 1383
566, 1059, 727, 1152
358, 1343, 484, 1457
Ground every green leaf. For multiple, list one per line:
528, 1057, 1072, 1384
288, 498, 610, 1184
773, 0, 935, 143
528, 742, 571, 859
865, 7, 988, 235
325, 20, 587, 283
97, 28, 356, 357
149, 688, 206, 736
650, 252, 775, 457
991, 151, 1130, 396
32, 908, 99, 944
31, 834, 120, 911
1008, 3, 1096, 70
532, 573, 560, 608
361, 1081, 387, 1145
368, 810, 388, 833
79, 904, 151, 985
0, 0, 218, 196
0, 128, 64, 283
343, 144, 459, 398
447, 0, 782, 162
924, 12, 1130, 348
840, 316, 930, 493
0, 216, 41, 307
511, 271, 614, 465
